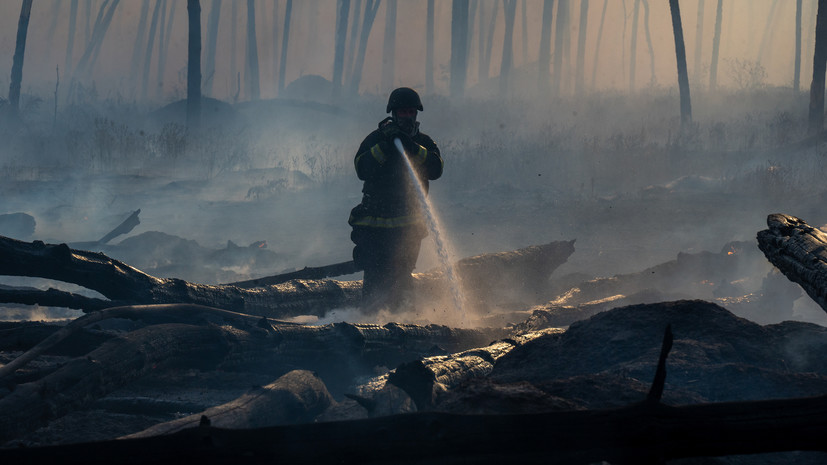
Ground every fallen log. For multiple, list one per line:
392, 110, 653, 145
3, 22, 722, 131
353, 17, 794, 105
0, 235, 573, 318
2, 394, 826, 464
227, 260, 359, 288
123, 370, 333, 439
757, 213, 827, 314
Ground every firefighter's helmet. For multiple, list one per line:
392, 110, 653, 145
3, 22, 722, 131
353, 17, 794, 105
386, 87, 423, 113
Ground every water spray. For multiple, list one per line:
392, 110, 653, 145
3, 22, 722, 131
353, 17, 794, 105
394, 138, 467, 325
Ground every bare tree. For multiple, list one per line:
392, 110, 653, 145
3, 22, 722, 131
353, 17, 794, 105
65, 0, 79, 76
757, 0, 780, 66
630, 0, 640, 93
8, 0, 33, 117
157, 0, 176, 99
204, 0, 222, 97
140, 0, 162, 100
187, 0, 202, 129
344, 0, 362, 85
538, 0, 554, 93
669, 0, 692, 127
382, 0, 397, 90
693, 0, 704, 84
450, 0, 470, 97
246, 0, 261, 100
642, 0, 656, 86
482, 0, 500, 82
552, 0, 569, 96
709, 0, 722, 91
130, 0, 151, 89
74, 0, 121, 79
278, 0, 293, 95
809, 0, 827, 134
347, 0, 379, 95
590, 0, 608, 89
333, 0, 351, 97
500, 0, 518, 96
230, 1, 238, 93
427, 0, 435, 91
575, 0, 589, 95
795, 0, 803, 92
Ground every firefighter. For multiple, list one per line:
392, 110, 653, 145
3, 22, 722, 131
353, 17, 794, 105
348, 87, 444, 312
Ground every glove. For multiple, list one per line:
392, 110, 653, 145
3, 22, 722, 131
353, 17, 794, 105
380, 120, 406, 141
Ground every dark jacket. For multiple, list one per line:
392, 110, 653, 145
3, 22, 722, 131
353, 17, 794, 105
349, 119, 443, 229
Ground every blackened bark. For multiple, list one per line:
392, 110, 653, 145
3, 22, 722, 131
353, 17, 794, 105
187, 0, 202, 128
810, 0, 827, 134
669, 0, 692, 127
8, 0, 34, 116
709, 0, 723, 90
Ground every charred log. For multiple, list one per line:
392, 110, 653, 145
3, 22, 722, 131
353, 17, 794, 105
0, 235, 573, 318
124, 370, 333, 438
2, 394, 827, 464
757, 213, 827, 314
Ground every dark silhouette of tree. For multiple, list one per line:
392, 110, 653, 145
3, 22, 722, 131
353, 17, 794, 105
426, 0, 435, 92
450, 0, 469, 97
230, 1, 238, 94
575, 0, 589, 95
74, 0, 120, 79
65, 0, 79, 76
246, 0, 261, 100
333, 0, 351, 97
591, 0, 607, 89
278, 0, 293, 95
538, 0, 554, 93
204, 0, 222, 97
382, 0, 397, 90
630, 0, 640, 93
481, 0, 499, 82
140, 0, 162, 100
345, 0, 362, 85
693, 0, 705, 84
795, 0, 803, 92
84, 0, 92, 44
347, 0, 378, 95
809, 0, 827, 134
669, 0, 692, 127
157, 0, 176, 99
187, 0, 202, 129
642, 0, 656, 86
500, 0, 517, 96
709, 0, 722, 91
553, 0, 569, 96
8, 0, 33, 117
130, 0, 150, 88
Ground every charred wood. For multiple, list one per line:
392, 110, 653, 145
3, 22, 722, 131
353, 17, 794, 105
124, 370, 333, 438
2, 394, 827, 464
757, 213, 827, 314
227, 260, 359, 288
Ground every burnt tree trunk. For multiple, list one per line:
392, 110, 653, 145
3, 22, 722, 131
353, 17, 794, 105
809, 0, 827, 134
709, 0, 723, 90
157, 0, 176, 98
245, 0, 260, 100
0, 235, 574, 318
187, 0, 202, 128
7, 0, 34, 117
575, 0, 589, 95
141, 0, 162, 100
693, 0, 705, 84
333, 0, 350, 97
348, 0, 378, 95
130, 0, 151, 90
203, 0, 221, 97
450, 0, 469, 97
278, 0, 292, 95
124, 370, 333, 438
65, 0, 79, 76
590, 0, 608, 89
757, 213, 827, 314
499, 0, 517, 96
552, 0, 569, 96
669, 0, 693, 127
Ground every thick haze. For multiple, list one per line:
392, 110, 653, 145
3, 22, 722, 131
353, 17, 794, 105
0, 0, 816, 99
2, 0, 826, 327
